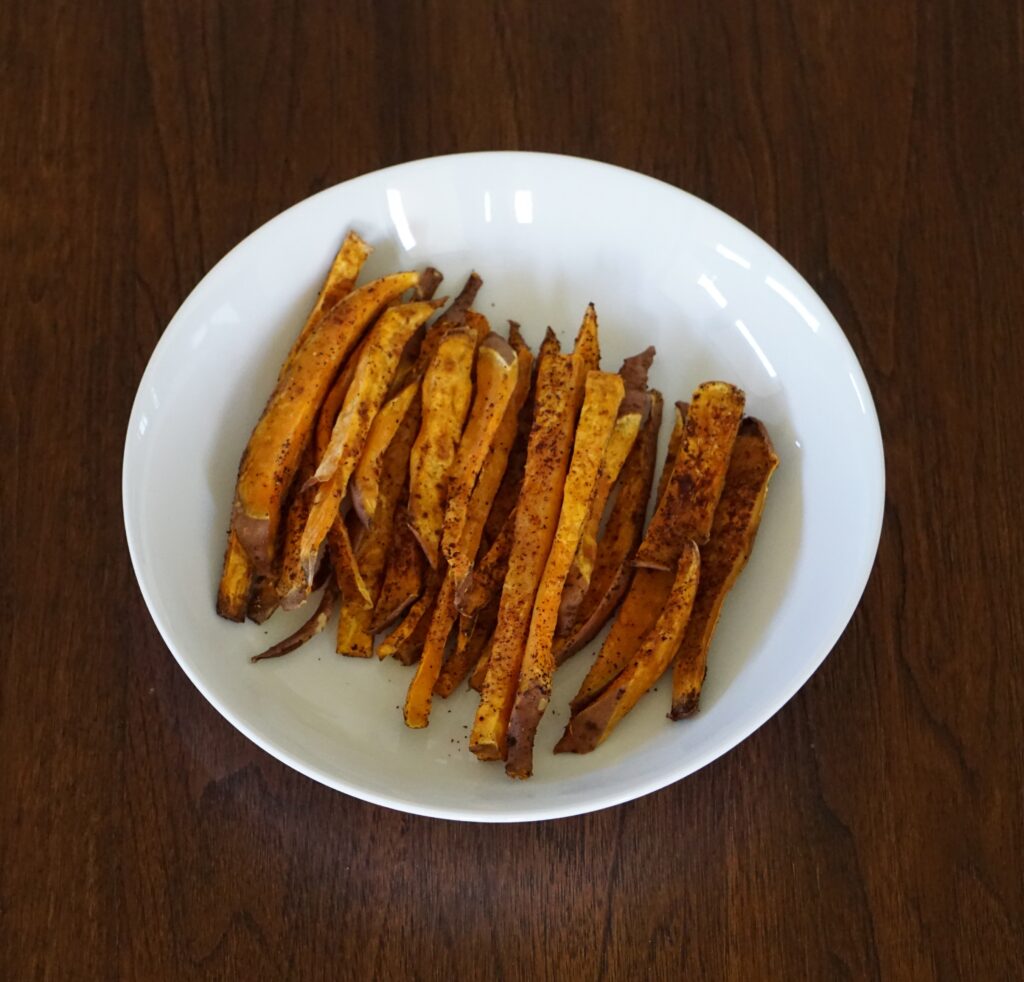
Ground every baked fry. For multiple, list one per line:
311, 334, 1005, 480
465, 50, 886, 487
277, 446, 318, 610
216, 233, 371, 616
634, 382, 745, 566
351, 379, 419, 527
505, 371, 625, 777
435, 605, 497, 697
559, 375, 648, 628
250, 579, 340, 663
469, 639, 493, 691
440, 335, 519, 571
657, 401, 686, 504
670, 417, 778, 717
336, 394, 421, 656
216, 532, 254, 621
282, 231, 372, 375
403, 575, 459, 726
554, 392, 662, 661
555, 541, 700, 753
299, 299, 441, 584
371, 516, 424, 633
407, 328, 477, 567
470, 312, 594, 762
377, 575, 439, 662
231, 271, 419, 570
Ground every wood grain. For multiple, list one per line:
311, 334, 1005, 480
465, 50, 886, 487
2, 1, 1022, 978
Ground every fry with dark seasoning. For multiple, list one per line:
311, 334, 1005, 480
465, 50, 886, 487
555, 540, 700, 753
634, 381, 745, 566
670, 417, 778, 717
231, 271, 420, 571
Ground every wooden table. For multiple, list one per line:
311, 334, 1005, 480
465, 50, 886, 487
3, 2, 1022, 978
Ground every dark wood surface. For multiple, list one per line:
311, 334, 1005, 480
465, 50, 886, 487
3, 1, 1022, 978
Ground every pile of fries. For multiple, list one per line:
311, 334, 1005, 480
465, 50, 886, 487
218, 232, 778, 779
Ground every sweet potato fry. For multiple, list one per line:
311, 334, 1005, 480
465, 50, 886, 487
250, 579, 339, 663
299, 299, 440, 584
350, 379, 419, 527
336, 395, 421, 656
481, 324, 534, 545
634, 382, 745, 566
555, 541, 700, 753
328, 516, 372, 608
403, 574, 460, 726
371, 516, 424, 633
403, 334, 527, 726
505, 370, 625, 777
554, 392, 663, 661
454, 506, 516, 616
407, 328, 477, 568
470, 313, 594, 762
277, 446, 318, 610
440, 335, 519, 571
216, 234, 372, 617
216, 532, 254, 621
657, 401, 686, 504
670, 417, 778, 717
377, 575, 439, 662
569, 397, 691, 710
282, 231, 372, 374
469, 639, 493, 691
559, 392, 647, 626
435, 605, 497, 697
231, 271, 419, 570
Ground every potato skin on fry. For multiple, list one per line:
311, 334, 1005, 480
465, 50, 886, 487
670, 417, 778, 718
231, 271, 419, 571
555, 541, 700, 753
634, 381, 745, 566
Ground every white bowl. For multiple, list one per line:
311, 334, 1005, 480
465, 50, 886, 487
123, 152, 884, 822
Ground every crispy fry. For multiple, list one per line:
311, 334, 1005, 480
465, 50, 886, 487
336, 396, 421, 656
231, 271, 419, 570
415, 273, 481, 374
277, 446, 318, 610
469, 639, 493, 691
216, 234, 371, 616
555, 393, 663, 661
555, 541, 700, 752
634, 382, 745, 566
377, 576, 439, 662
470, 312, 594, 762
657, 401, 686, 504
299, 300, 440, 584
670, 418, 778, 717
216, 531, 254, 621
404, 333, 529, 724
328, 516, 371, 608
573, 302, 601, 376
403, 574, 459, 726
250, 579, 339, 663
408, 328, 477, 568
560, 396, 646, 625
454, 506, 516, 616
415, 267, 443, 302
440, 334, 519, 571
435, 605, 497, 697
505, 371, 625, 777
351, 380, 419, 526
371, 516, 424, 633
282, 232, 372, 375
